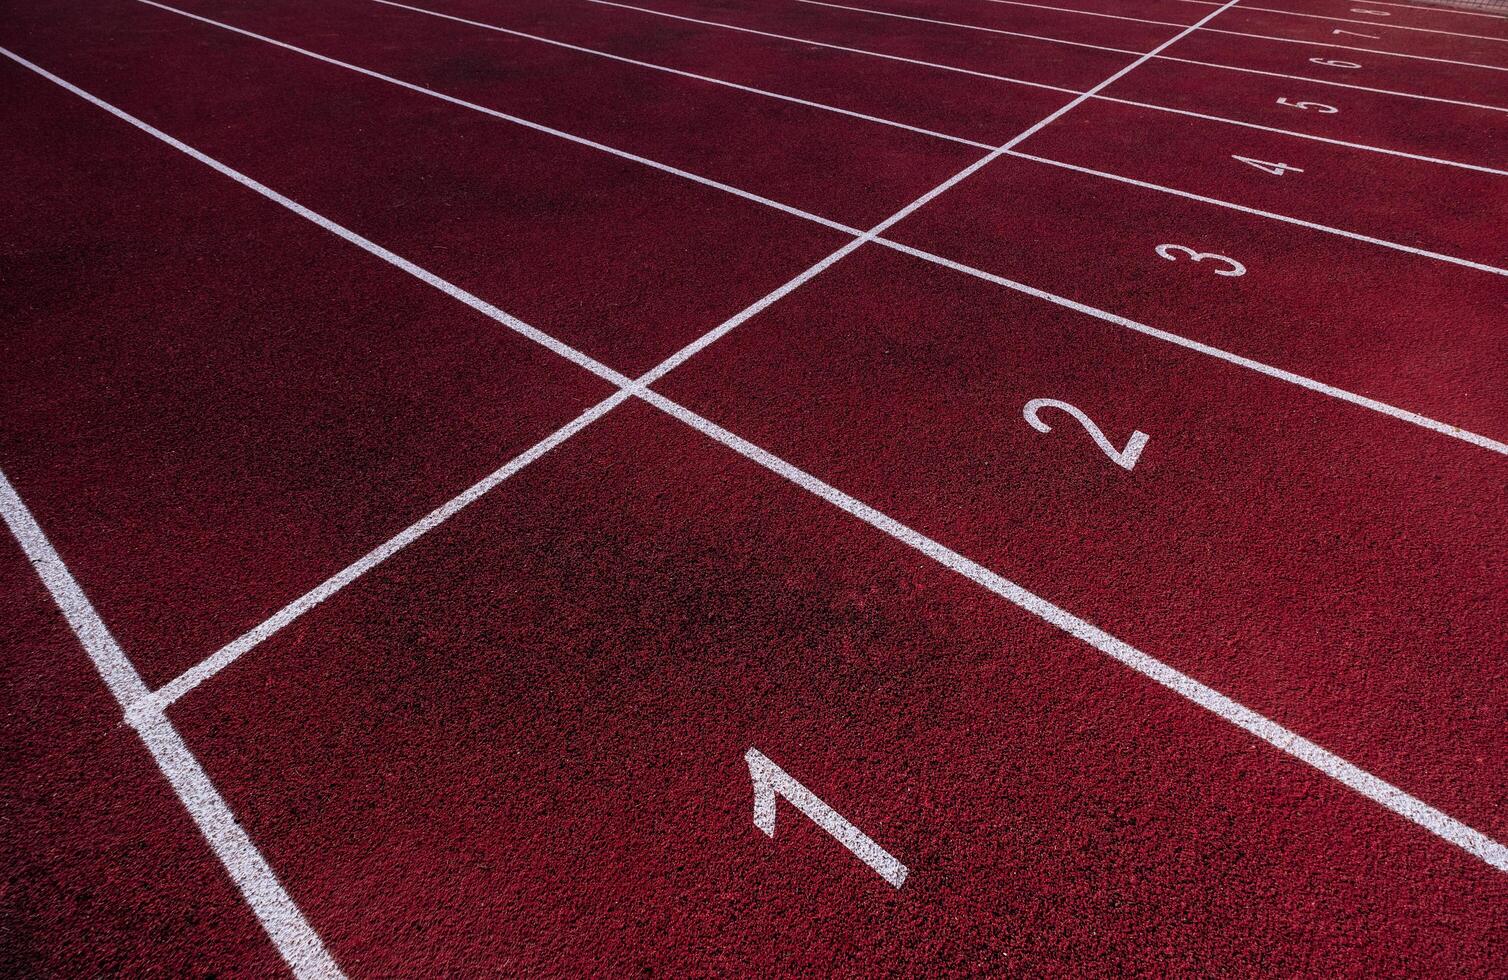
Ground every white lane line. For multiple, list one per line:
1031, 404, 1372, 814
795, 0, 1508, 101
629, 387, 1508, 877
369, 0, 993, 149
0, 468, 344, 979
1173, 0, 1508, 38
1004, 149, 1508, 277
592, 2, 1508, 115
867, 235, 1508, 455
366, 0, 1508, 272
14, 38, 1508, 881
132, 0, 865, 238
974, 0, 1508, 69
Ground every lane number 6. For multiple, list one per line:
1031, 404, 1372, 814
1023, 398, 1150, 471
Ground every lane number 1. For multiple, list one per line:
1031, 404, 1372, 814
745, 747, 908, 889
1233, 154, 1303, 177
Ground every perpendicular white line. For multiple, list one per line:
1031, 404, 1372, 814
628, 386, 1508, 875
16, 34, 1507, 880
140, 388, 636, 713
131, 0, 865, 239
794, 0, 1508, 108
970, 0, 1508, 70
1004, 149, 1508, 277
870, 235, 1508, 455
591, 2, 1508, 116
1173, 0, 1508, 39
369, 0, 993, 150
0, 468, 344, 979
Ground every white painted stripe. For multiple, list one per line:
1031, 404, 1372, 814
629, 387, 1508, 875
132, 0, 865, 239
369, 0, 991, 149
0, 468, 344, 979
13, 31, 1507, 882
869, 235, 1508, 455
592, 2, 1508, 116
794, 0, 1508, 109
1004, 149, 1508, 277
1173, 0, 1508, 39
975, 0, 1508, 70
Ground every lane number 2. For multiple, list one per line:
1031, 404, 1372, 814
1276, 97, 1338, 114
745, 747, 908, 889
1155, 244, 1246, 277
1233, 154, 1303, 177
1023, 398, 1150, 472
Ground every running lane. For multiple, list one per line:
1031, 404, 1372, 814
590, 0, 1139, 89
143, 0, 983, 228
786, 0, 1184, 50
1209, 7, 1508, 66
0, 55, 614, 685
369, 0, 1074, 147
1168, 22, 1508, 105
659, 244, 1508, 842
887, 151, 1508, 441
1205, 0, 1508, 37
1017, 99, 1508, 268
0, 546, 286, 975
167, 403, 1508, 974
1101, 56, 1508, 172
0, 0, 849, 377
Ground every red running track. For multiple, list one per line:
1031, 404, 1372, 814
2, 0, 1505, 974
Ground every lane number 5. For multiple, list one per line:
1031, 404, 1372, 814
1155, 244, 1246, 277
1023, 398, 1150, 472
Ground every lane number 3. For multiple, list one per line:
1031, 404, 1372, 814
1155, 244, 1246, 277
1023, 398, 1150, 471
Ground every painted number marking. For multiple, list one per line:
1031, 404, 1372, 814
1233, 155, 1304, 177
745, 747, 908, 889
1276, 97, 1338, 113
1310, 57, 1362, 68
1332, 28, 1380, 38
1350, 7, 1390, 14
1155, 244, 1246, 277
1023, 398, 1150, 472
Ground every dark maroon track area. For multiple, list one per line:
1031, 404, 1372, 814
3, 0, 1506, 975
